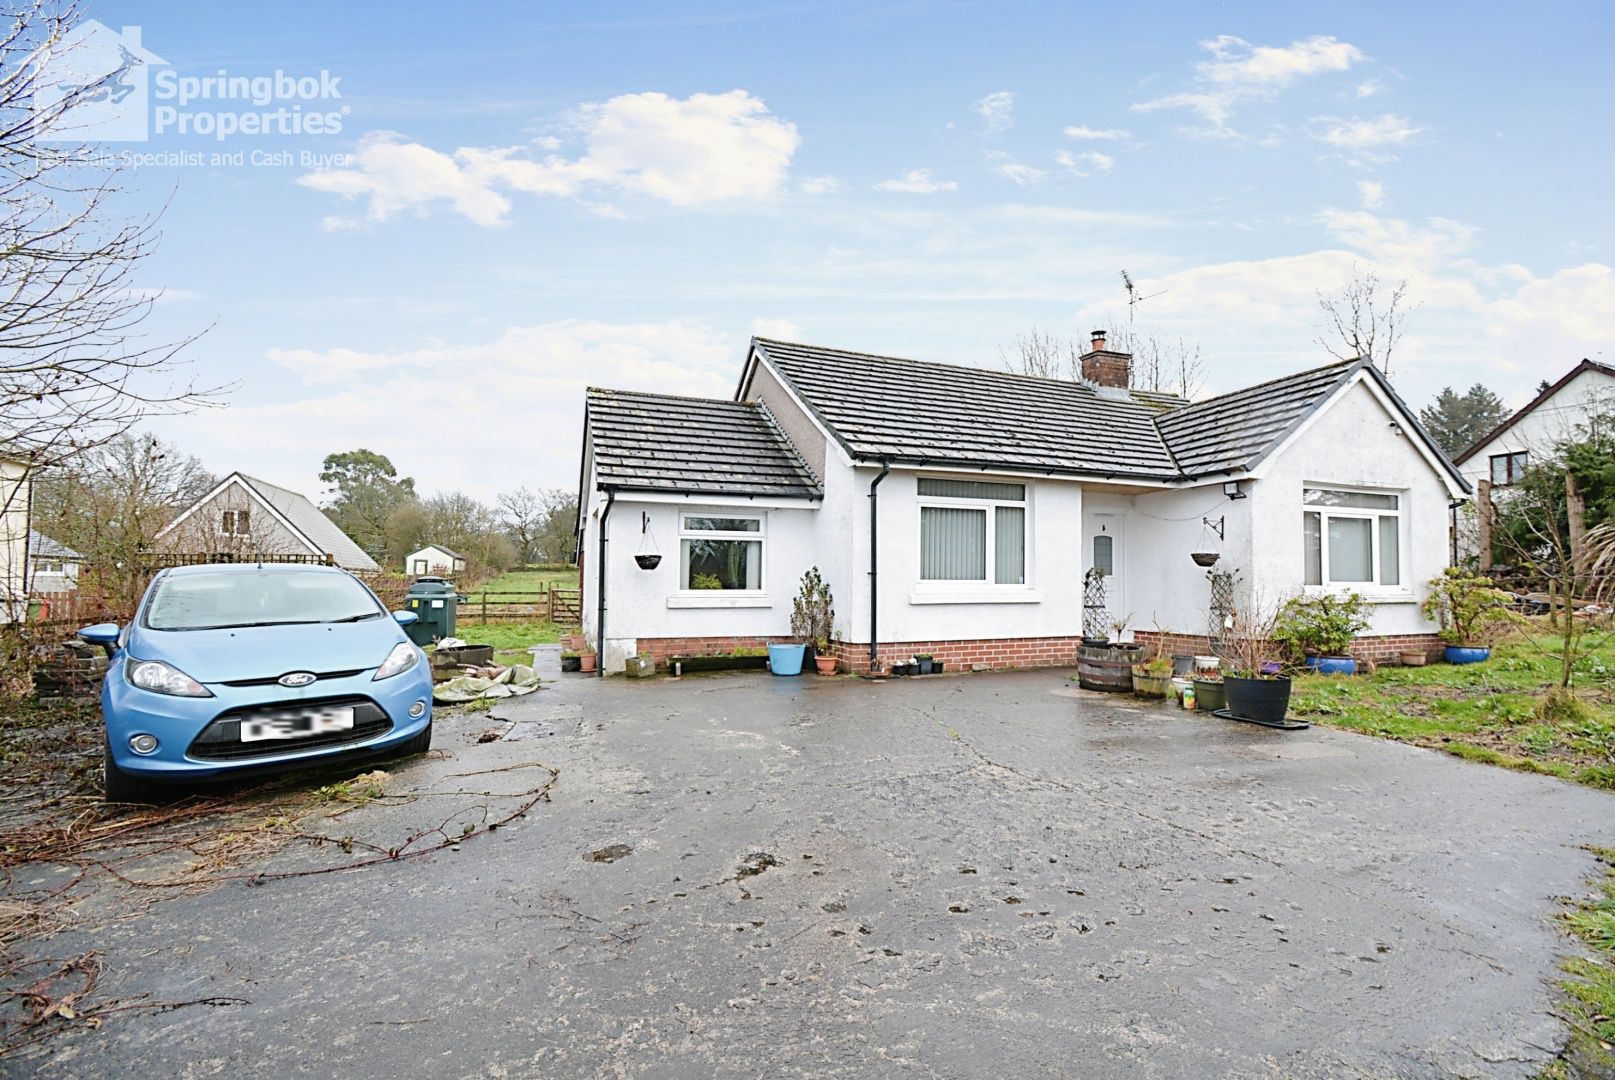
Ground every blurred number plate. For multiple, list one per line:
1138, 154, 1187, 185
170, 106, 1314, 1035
240, 706, 355, 742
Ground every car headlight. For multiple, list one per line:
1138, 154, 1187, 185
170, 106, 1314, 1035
126, 658, 213, 698
373, 642, 421, 681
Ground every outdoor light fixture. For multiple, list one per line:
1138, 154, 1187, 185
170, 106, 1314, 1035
1222, 480, 1246, 500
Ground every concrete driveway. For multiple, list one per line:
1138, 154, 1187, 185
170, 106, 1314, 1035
28, 668, 1615, 1078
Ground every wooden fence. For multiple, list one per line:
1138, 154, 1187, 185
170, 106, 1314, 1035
457, 586, 582, 626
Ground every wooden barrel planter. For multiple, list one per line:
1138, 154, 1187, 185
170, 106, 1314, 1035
1077, 644, 1145, 692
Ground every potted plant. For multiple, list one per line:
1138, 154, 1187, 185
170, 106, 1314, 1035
1272, 592, 1370, 675
815, 629, 840, 675
1191, 670, 1226, 712
577, 643, 598, 673
789, 567, 835, 676
916, 653, 934, 675
560, 650, 581, 673
1220, 595, 1297, 726
1131, 654, 1172, 698
1421, 567, 1514, 664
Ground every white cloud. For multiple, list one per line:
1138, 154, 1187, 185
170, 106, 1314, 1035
1063, 125, 1130, 141
798, 175, 842, 195
213, 320, 738, 499
1133, 34, 1365, 131
985, 152, 1046, 186
1055, 149, 1115, 176
1356, 179, 1385, 209
1355, 79, 1384, 98
973, 91, 1015, 133
750, 316, 802, 340
1312, 113, 1420, 149
298, 90, 800, 226
1486, 264, 1615, 352
874, 168, 958, 194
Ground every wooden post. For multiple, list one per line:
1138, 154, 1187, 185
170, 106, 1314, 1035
1477, 479, 1494, 571
481, 592, 488, 622
1567, 469, 1586, 595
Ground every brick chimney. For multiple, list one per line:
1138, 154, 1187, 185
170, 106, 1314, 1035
1079, 329, 1132, 389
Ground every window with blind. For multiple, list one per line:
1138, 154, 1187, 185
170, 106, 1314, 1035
917, 478, 1027, 585
1302, 487, 1402, 589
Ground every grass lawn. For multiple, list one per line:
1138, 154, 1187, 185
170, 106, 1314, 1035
448, 619, 566, 652
476, 568, 578, 594
1287, 634, 1615, 790
1545, 848, 1615, 1078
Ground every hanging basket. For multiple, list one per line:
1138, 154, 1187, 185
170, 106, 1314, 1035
1190, 551, 1221, 567
635, 553, 662, 571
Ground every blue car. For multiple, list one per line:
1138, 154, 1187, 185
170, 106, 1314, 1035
80, 563, 434, 803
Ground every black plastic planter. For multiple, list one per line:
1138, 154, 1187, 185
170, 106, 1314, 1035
1223, 676, 1293, 724
634, 554, 662, 570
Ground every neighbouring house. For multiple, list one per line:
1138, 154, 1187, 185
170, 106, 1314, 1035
406, 544, 466, 577
154, 471, 380, 572
27, 531, 83, 593
0, 453, 28, 622
1451, 360, 1615, 567
1454, 359, 1615, 491
576, 334, 1471, 674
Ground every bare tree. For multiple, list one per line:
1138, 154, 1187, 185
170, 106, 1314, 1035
497, 486, 544, 563
32, 433, 216, 615
998, 328, 1079, 380
1315, 266, 1417, 376
999, 323, 1204, 398
0, 2, 221, 586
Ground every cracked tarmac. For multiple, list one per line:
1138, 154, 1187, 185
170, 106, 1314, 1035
25, 667, 1615, 1078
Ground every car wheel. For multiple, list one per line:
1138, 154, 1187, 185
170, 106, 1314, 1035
103, 742, 163, 805
398, 721, 432, 757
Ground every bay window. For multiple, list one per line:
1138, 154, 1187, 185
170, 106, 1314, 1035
917, 478, 1027, 585
1302, 487, 1402, 589
680, 514, 764, 591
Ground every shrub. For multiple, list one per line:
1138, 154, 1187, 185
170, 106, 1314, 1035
790, 567, 835, 650
1421, 567, 1515, 646
1271, 592, 1370, 660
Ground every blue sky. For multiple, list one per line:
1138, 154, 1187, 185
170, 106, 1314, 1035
92, 0, 1615, 499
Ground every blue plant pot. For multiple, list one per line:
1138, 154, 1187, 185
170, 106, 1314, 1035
766, 643, 807, 676
1305, 655, 1359, 675
1444, 645, 1491, 665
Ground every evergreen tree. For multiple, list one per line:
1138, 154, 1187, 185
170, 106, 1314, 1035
1418, 383, 1509, 457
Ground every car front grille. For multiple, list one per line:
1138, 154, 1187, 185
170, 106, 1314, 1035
218, 669, 366, 688
188, 696, 393, 761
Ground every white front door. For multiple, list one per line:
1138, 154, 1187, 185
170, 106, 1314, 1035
1087, 512, 1125, 632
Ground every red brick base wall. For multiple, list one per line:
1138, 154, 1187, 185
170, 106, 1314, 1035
829, 637, 1086, 675
634, 637, 775, 666
1133, 630, 1445, 665
631, 630, 1445, 675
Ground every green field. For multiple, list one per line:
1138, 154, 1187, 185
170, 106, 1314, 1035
1287, 633, 1615, 790
477, 568, 578, 593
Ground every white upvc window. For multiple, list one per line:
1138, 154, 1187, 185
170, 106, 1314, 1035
916, 477, 1028, 586
1303, 487, 1402, 590
680, 513, 765, 591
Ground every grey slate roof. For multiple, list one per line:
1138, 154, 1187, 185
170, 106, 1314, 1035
1153, 360, 1358, 476
751, 339, 1183, 479
586, 388, 821, 498
237, 474, 380, 571
29, 530, 81, 561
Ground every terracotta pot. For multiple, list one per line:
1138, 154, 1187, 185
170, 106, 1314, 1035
814, 655, 838, 675
578, 652, 597, 673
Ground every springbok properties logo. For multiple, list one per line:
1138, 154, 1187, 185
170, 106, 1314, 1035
34, 20, 346, 143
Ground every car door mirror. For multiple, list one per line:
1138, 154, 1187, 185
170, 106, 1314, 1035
392, 610, 418, 626
79, 623, 121, 646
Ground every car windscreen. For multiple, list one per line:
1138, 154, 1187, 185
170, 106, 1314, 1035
144, 571, 385, 631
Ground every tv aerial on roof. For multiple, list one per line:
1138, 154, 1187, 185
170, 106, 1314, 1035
1120, 270, 1167, 323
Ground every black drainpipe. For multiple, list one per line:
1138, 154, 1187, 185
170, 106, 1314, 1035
595, 489, 615, 678
868, 461, 891, 671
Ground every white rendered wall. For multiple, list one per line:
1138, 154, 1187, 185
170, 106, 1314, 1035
1251, 378, 1450, 636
